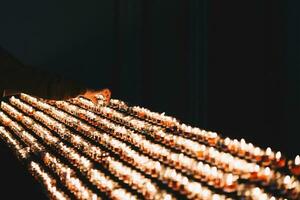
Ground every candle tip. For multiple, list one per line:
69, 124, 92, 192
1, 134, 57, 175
275, 151, 281, 160
283, 175, 291, 185
264, 167, 271, 176
295, 155, 300, 165
226, 174, 234, 185
266, 147, 272, 156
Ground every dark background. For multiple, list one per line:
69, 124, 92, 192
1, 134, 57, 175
0, 0, 299, 199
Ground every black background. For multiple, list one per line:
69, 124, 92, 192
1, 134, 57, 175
0, 0, 299, 199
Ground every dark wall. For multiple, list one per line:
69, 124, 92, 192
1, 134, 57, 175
0, 0, 115, 88
286, 1, 300, 155
0, 1, 298, 154
113, 0, 207, 127
0, 0, 207, 125
208, 1, 279, 148
208, 0, 300, 156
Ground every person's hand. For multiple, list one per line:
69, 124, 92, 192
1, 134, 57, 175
81, 88, 111, 104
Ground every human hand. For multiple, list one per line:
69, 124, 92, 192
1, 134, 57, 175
81, 88, 111, 104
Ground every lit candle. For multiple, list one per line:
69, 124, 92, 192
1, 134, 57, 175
289, 155, 300, 176
250, 165, 260, 180
210, 167, 221, 188
262, 147, 273, 166
253, 147, 263, 162
207, 132, 218, 146
223, 137, 231, 151
232, 139, 239, 153
239, 138, 247, 156
274, 151, 286, 168
223, 174, 237, 193
283, 175, 291, 189
260, 167, 272, 184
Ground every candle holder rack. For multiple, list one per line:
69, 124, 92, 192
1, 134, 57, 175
0, 93, 299, 200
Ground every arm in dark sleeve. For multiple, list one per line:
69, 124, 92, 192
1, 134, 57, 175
0, 47, 87, 100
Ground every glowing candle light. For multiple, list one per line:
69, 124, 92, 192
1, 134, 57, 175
276, 151, 281, 160
223, 173, 237, 193
296, 155, 300, 165
239, 138, 247, 156
266, 147, 272, 156
260, 167, 272, 184
253, 147, 263, 162
283, 175, 291, 187
289, 155, 300, 176
274, 151, 286, 168
1, 93, 300, 199
262, 147, 274, 166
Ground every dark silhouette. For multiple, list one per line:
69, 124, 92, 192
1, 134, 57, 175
0, 46, 110, 103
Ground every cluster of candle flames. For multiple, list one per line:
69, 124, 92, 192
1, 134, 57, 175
0, 93, 299, 200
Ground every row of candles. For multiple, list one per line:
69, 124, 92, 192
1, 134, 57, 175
16, 94, 287, 200
2, 117, 138, 200
0, 93, 299, 199
108, 98, 218, 141
70, 98, 280, 181
0, 110, 103, 200
71, 98, 260, 175
0, 126, 70, 200
2, 100, 173, 200
82, 104, 268, 173
83, 95, 300, 196
107, 98, 300, 175
15, 95, 232, 200
29, 161, 70, 200
42, 152, 100, 200
7, 97, 177, 200
70, 97, 300, 199
53, 100, 240, 191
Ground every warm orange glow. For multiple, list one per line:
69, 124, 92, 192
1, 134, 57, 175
0, 93, 298, 200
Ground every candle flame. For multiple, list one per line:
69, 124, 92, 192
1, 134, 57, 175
240, 138, 246, 144
295, 155, 300, 165
283, 175, 291, 185
211, 167, 218, 177
254, 165, 260, 172
224, 137, 230, 145
226, 174, 233, 185
254, 147, 261, 156
266, 147, 272, 156
264, 167, 271, 176
252, 187, 261, 196
212, 194, 221, 200
248, 143, 254, 149
275, 151, 281, 160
